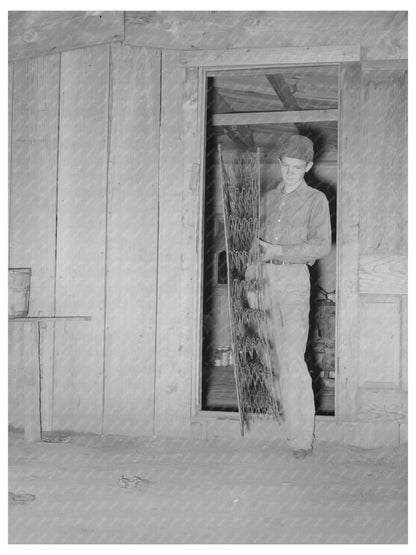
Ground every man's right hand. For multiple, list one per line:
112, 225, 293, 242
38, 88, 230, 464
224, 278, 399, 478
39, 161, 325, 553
245, 264, 257, 281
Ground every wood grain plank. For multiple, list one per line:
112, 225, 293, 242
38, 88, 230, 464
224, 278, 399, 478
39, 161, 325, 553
182, 67, 204, 418
359, 296, 401, 387
9, 54, 60, 315
8, 63, 20, 431
8, 62, 13, 265
360, 66, 407, 255
9, 55, 60, 431
212, 109, 338, 126
103, 44, 160, 436
179, 46, 361, 68
154, 51, 192, 436
359, 255, 407, 295
9, 11, 124, 61
337, 63, 361, 420
357, 388, 407, 420
8, 64, 20, 428
23, 322, 42, 441
401, 296, 407, 391
125, 11, 406, 60
37, 322, 54, 432
8, 323, 25, 430
362, 60, 408, 71
356, 61, 408, 438
53, 45, 109, 433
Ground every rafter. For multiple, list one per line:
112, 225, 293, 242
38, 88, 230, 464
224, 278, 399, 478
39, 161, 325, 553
211, 89, 254, 150
266, 74, 313, 138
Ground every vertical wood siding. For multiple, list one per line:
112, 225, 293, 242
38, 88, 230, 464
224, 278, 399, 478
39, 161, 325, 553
154, 50, 191, 436
9, 55, 60, 315
360, 69, 408, 254
8, 44, 407, 441
337, 62, 362, 421
9, 55, 60, 430
103, 44, 160, 436
357, 63, 408, 420
359, 296, 401, 387
9, 44, 161, 435
182, 67, 204, 417
53, 45, 110, 432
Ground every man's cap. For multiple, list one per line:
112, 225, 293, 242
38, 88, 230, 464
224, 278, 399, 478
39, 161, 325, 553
279, 135, 314, 162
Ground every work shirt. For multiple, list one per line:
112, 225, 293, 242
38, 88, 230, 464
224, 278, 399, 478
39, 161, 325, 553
260, 179, 331, 265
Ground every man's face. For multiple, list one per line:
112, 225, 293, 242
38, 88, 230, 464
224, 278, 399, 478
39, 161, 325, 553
279, 156, 313, 188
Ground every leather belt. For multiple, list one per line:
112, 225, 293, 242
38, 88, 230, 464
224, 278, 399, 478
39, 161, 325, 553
265, 260, 302, 265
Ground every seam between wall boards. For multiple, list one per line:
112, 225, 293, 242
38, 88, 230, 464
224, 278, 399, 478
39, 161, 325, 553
8, 62, 15, 267
152, 48, 163, 436
101, 44, 113, 436
51, 52, 62, 431
335, 62, 341, 418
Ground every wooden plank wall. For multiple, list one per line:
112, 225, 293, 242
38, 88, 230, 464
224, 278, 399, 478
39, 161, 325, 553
154, 51, 191, 436
8, 15, 408, 441
125, 11, 407, 60
53, 45, 110, 433
357, 62, 408, 423
180, 67, 204, 418
336, 63, 361, 421
9, 55, 60, 430
8, 62, 13, 260
9, 55, 60, 317
154, 55, 203, 435
9, 11, 124, 61
360, 67, 408, 254
103, 45, 160, 436
9, 12, 407, 63
9, 44, 161, 436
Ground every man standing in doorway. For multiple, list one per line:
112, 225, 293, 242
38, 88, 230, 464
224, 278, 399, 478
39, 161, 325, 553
258, 135, 331, 459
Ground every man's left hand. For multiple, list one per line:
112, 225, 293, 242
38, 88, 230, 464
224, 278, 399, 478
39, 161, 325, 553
258, 239, 283, 262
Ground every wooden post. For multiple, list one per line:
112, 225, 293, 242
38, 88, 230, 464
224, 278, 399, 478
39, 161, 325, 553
181, 66, 204, 419
155, 50, 190, 436
337, 62, 362, 421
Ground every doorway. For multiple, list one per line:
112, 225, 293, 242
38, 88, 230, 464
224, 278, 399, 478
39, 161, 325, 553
200, 65, 338, 416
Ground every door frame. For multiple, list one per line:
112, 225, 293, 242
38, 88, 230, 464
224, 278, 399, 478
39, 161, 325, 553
179, 45, 362, 425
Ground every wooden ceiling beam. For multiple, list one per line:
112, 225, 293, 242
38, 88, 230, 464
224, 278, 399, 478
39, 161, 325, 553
266, 74, 314, 138
212, 109, 339, 127
211, 89, 254, 150
266, 74, 300, 111
214, 87, 338, 111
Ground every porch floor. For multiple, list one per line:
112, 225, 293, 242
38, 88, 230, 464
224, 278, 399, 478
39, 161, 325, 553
9, 430, 407, 544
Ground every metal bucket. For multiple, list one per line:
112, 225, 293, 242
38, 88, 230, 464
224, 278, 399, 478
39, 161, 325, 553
8, 268, 31, 319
